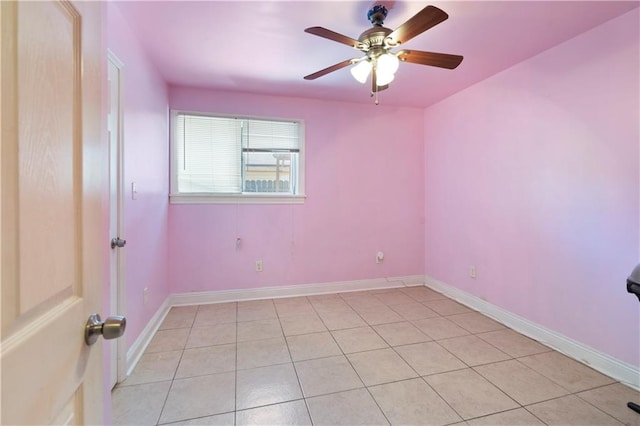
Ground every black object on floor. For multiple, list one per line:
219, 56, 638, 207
628, 264, 640, 302
626, 264, 640, 415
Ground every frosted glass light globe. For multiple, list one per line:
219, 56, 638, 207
350, 60, 372, 84
377, 70, 395, 86
377, 53, 399, 75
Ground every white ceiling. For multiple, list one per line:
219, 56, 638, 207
115, 1, 639, 108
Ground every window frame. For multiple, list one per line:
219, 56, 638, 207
169, 110, 306, 204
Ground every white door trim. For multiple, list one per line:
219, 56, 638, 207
107, 49, 127, 386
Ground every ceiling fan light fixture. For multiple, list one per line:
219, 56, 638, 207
377, 69, 395, 86
377, 53, 399, 75
303, 5, 463, 103
350, 59, 372, 83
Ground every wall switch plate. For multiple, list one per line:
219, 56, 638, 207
469, 267, 477, 279
376, 251, 384, 264
131, 182, 138, 200
255, 260, 263, 272
143, 287, 149, 304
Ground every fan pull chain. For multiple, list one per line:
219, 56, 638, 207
370, 81, 380, 105
370, 89, 380, 105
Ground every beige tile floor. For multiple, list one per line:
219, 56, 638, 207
112, 287, 640, 425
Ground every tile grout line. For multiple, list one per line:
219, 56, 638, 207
376, 292, 469, 424
525, 388, 629, 425
234, 301, 239, 425
389, 338, 468, 422
520, 405, 552, 425
306, 293, 376, 421
389, 289, 535, 423
275, 296, 315, 425
342, 289, 464, 423
429, 327, 523, 420
413, 301, 629, 425
372, 288, 491, 423
464, 406, 546, 424
322, 294, 393, 426
235, 299, 309, 416
155, 307, 197, 425
117, 288, 634, 426
571, 391, 629, 425
457, 323, 579, 412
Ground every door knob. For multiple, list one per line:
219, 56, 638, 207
85, 313, 126, 346
110, 237, 126, 249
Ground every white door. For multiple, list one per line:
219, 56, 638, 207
108, 53, 126, 388
1, 1, 107, 424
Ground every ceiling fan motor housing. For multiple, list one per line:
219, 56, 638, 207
359, 26, 393, 55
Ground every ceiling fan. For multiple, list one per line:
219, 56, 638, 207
303, 4, 463, 104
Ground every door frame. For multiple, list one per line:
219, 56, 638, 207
108, 49, 127, 386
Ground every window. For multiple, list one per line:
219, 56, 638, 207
170, 111, 305, 204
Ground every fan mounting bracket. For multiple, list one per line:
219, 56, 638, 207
367, 5, 388, 26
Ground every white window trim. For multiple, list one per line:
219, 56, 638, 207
170, 193, 306, 205
169, 110, 306, 204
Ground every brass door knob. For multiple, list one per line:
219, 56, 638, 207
85, 314, 126, 346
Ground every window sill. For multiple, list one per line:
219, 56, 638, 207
169, 193, 306, 205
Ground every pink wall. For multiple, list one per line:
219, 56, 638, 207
107, 3, 170, 351
424, 10, 639, 367
169, 88, 425, 292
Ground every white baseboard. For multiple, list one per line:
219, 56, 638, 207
125, 297, 171, 377
424, 275, 640, 391
169, 275, 423, 307
386, 275, 427, 287
123, 275, 422, 378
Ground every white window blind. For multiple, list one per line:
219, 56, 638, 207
172, 112, 303, 200
175, 115, 242, 193
243, 119, 300, 150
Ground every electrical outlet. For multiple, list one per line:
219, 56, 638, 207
255, 260, 263, 272
143, 287, 149, 304
469, 266, 477, 279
